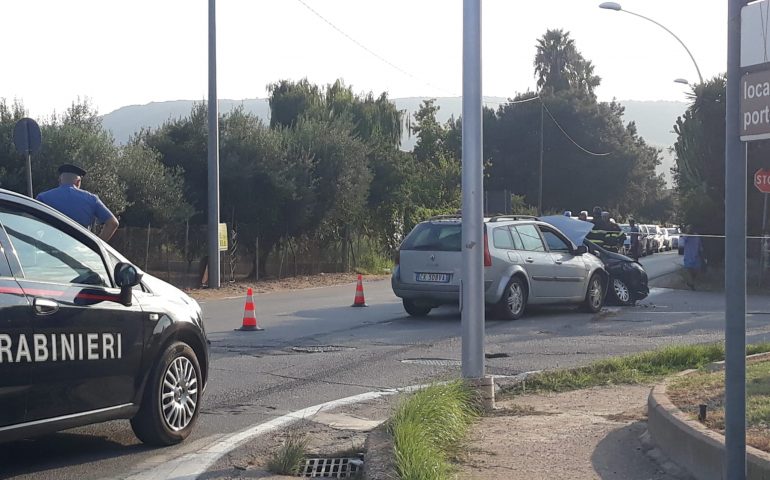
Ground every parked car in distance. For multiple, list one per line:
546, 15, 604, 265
584, 240, 649, 305
391, 215, 608, 320
658, 226, 671, 251
639, 225, 655, 256
667, 227, 681, 250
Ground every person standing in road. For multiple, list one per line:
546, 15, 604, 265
578, 210, 589, 221
36, 164, 119, 242
683, 226, 704, 290
629, 219, 641, 261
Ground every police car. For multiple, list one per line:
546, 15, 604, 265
0, 188, 209, 445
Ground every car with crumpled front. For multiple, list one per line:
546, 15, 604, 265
391, 215, 608, 320
583, 239, 649, 306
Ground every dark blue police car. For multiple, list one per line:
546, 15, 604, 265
0, 188, 209, 445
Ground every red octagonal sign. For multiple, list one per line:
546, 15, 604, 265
755, 168, 770, 193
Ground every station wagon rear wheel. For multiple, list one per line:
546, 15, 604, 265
403, 299, 432, 317
496, 277, 527, 320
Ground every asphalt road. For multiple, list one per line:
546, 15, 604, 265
3, 251, 767, 480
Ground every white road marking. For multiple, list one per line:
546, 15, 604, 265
122, 375, 523, 480
123, 389, 398, 480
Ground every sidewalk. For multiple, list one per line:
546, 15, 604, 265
455, 384, 685, 480
202, 383, 686, 479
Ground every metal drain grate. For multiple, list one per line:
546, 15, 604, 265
400, 358, 462, 367
298, 457, 362, 478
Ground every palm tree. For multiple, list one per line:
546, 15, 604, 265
534, 29, 600, 96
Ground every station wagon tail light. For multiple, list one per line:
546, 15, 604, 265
395, 250, 400, 265
483, 230, 492, 267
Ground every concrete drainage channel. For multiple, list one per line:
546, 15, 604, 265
299, 455, 364, 478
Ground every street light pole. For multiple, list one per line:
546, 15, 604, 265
461, 0, 484, 380
207, 0, 221, 289
599, 2, 704, 84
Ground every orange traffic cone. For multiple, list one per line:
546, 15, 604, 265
236, 288, 264, 331
351, 274, 368, 307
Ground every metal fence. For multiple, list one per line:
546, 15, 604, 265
109, 223, 390, 289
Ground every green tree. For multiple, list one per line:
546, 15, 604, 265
534, 29, 600, 97
487, 31, 664, 219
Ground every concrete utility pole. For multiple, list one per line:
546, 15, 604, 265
725, 0, 746, 477
461, 0, 484, 379
207, 0, 221, 288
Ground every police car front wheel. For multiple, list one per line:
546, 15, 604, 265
131, 341, 203, 446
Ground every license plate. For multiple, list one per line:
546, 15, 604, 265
416, 272, 450, 283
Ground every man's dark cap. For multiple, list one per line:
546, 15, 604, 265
58, 164, 87, 176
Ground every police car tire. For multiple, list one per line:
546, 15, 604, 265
131, 342, 202, 446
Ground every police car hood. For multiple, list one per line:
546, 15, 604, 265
539, 215, 594, 245
141, 273, 194, 305
102, 242, 198, 310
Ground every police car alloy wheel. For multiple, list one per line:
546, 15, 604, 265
131, 342, 202, 446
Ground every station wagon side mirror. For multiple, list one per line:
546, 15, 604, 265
114, 262, 142, 306
575, 245, 588, 255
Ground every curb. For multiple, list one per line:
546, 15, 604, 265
647, 371, 770, 480
363, 422, 397, 480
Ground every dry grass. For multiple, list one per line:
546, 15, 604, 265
668, 360, 770, 453
185, 273, 389, 300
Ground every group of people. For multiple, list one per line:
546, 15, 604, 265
564, 205, 705, 290
564, 206, 626, 253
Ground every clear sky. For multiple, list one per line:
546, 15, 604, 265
2, 0, 724, 118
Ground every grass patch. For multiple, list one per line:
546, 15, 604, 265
266, 431, 308, 476
390, 381, 480, 480
668, 359, 770, 452
503, 342, 770, 396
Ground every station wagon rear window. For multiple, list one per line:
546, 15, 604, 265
401, 223, 462, 251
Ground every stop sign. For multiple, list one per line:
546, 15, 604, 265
755, 168, 770, 193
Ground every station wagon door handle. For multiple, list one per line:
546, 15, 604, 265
554, 260, 563, 265
525, 257, 534, 263
34, 298, 60, 315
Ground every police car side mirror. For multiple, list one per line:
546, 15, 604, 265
575, 245, 588, 255
114, 263, 142, 306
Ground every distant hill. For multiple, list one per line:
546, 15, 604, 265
101, 96, 687, 184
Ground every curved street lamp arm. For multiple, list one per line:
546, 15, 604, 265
622, 9, 704, 84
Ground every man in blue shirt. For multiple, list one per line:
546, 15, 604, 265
36, 164, 119, 241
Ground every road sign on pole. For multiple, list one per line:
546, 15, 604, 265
754, 168, 770, 193
12, 118, 42, 198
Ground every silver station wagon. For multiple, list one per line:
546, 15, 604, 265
391, 215, 607, 319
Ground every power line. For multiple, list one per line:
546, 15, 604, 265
295, 0, 456, 96
491, 95, 612, 157
290, 3, 610, 157
540, 100, 611, 157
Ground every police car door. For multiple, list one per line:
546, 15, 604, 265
0, 230, 32, 429
0, 204, 145, 421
